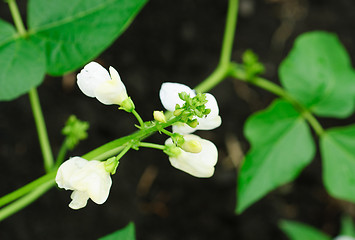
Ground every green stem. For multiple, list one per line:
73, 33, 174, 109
194, 0, 239, 93
115, 144, 131, 162
6, 0, 26, 36
55, 141, 68, 168
229, 63, 325, 136
29, 88, 54, 172
137, 142, 166, 151
0, 171, 56, 208
132, 109, 144, 127
0, 180, 55, 222
160, 128, 174, 137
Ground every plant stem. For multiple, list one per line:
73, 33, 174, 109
137, 142, 166, 151
6, 0, 26, 36
229, 63, 325, 136
115, 144, 131, 162
29, 88, 54, 172
132, 109, 144, 127
160, 128, 174, 137
0, 180, 55, 222
55, 141, 68, 168
195, 0, 239, 93
0, 171, 56, 208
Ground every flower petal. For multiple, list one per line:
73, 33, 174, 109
69, 191, 90, 210
55, 157, 88, 190
159, 82, 196, 111
77, 62, 111, 98
205, 93, 219, 117
94, 80, 128, 105
166, 134, 218, 178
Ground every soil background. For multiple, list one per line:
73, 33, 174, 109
1, 0, 355, 239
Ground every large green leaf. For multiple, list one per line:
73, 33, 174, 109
279, 31, 355, 118
320, 125, 355, 202
28, 0, 147, 75
279, 220, 331, 240
236, 99, 315, 213
0, 19, 46, 101
99, 222, 136, 240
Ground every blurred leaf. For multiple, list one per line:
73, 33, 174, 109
279, 220, 331, 240
279, 31, 355, 118
0, 19, 46, 101
320, 125, 355, 203
98, 222, 136, 240
28, 0, 147, 75
340, 215, 355, 237
236, 99, 315, 213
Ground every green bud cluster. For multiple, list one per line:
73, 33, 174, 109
62, 115, 89, 150
242, 49, 265, 80
173, 92, 211, 128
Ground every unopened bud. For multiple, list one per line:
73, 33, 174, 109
187, 119, 199, 128
153, 111, 167, 123
181, 140, 202, 153
164, 144, 182, 157
173, 108, 184, 116
105, 157, 119, 175
119, 97, 135, 112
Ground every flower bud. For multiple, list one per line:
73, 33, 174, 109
164, 144, 182, 158
119, 97, 135, 112
153, 111, 167, 123
104, 156, 119, 175
187, 119, 199, 128
180, 140, 202, 153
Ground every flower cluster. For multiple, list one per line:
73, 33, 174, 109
56, 62, 221, 209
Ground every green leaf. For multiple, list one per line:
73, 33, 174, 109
0, 19, 46, 101
320, 125, 355, 203
98, 222, 136, 240
28, 0, 147, 75
279, 220, 331, 240
236, 99, 315, 213
340, 215, 355, 237
279, 31, 355, 118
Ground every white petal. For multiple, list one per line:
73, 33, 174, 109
55, 157, 88, 190
166, 135, 218, 178
205, 93, 219, 117
172, 123, 196, 135
196, 115, 222, 130
56, 157, 112, 209
172, 115, 222, 134
94, 80, 128, 105
77, 62, 111, 97
160, 82, 196, 111
69, 191, 89, 210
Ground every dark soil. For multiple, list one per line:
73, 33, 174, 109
1, 0, 355, 239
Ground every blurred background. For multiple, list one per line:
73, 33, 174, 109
0, 0, 355, 239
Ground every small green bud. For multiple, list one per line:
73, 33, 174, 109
164, 144, 182, 157
173, 108, 184, 117
187, 119, 199, 128
180, 140, 202, 153
172, 133, 185, 146
153, 111, 167, 123
62, 115, 89, 150
105, 157, 119, 175
119, 97, 135, 112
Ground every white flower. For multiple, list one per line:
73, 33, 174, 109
165, 134, 218, 178
56, 157, 112, 209
159, 82, 222, 134
334, 236, 355, 240
77, 61, 128, 105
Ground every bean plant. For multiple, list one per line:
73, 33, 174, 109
1, 0, 355, 239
